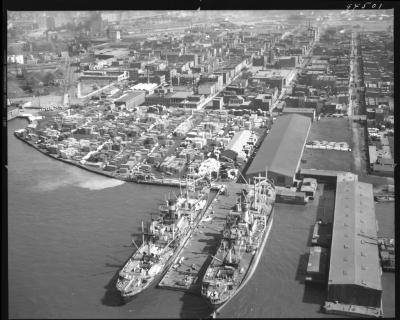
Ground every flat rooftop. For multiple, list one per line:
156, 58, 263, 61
252, 69, 294, 79
130, 83, 158, 91
329, 180, 381, 290
94, 48, 129, 57
283, 108, 316, 113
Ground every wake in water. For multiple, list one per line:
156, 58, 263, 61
32, 166, 125, 192
77, 179, 125, 190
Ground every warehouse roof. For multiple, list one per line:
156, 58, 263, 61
307, 246, 328, 274
246, 114, 311, 178
130, 83, 158, 92
114, 91, 145, 103
300, 168, 358, 182
252, 69, 293, 79
328, 180, 382, 291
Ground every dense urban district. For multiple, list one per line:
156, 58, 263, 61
7, 10, 394, 318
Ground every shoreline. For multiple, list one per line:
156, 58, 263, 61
13, 132, 188, 188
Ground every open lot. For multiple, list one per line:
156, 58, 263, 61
301, 117, 355, 172
307, 117, 353, 144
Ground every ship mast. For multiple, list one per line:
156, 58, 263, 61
141, 220, 145, 245
147, 221, 151, 255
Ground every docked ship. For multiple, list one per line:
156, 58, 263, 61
116, 179, 209, 300
201, 175, 276, 309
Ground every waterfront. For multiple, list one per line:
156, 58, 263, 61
8, 118, 394, 318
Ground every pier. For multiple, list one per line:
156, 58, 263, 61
158, 182, 246, 294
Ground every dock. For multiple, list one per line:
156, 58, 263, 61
324, 301, 383, 318
158, 182, 246, 294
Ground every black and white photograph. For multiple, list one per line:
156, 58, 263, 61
4, 4, 396, 319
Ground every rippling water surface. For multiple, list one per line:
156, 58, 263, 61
8, 119, 394, 318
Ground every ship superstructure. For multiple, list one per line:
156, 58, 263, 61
116, 178, 209, 300
201, 175, 276, 309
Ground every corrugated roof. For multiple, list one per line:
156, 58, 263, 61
115, 91, 145, 103
246, 114, 311, 178
328, 180, 382, 291
307, 246, 328, 274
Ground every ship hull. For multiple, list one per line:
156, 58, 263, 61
118, 250, 176, 300
117, 192, 211, 300
203, 207, 275, 312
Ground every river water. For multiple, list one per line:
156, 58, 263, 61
8, 118, 394, 318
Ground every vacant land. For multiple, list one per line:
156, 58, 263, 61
307, 117, 353, 144
301, 117, 354, 172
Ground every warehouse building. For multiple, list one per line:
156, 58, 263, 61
299, 168, 357, 187
249, 69, 296, 92
221, 130, 252, 162
79, 71, 129, 84
325, 180, 382, 317
246, 114, 311, 186
114, 91, 145, 110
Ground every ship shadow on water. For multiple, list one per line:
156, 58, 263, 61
179, 291, 214, 319
179, 236, 218, 318
101, 233, 143, 307
294, 251, 327, 313
101, 269, 126, 307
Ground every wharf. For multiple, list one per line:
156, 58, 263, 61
13, 133, 215, 189
324, 301, 383, 318
135, 178, 189, 188
158, 182, 246, 294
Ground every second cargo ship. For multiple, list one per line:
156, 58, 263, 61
201, 175, 276, 309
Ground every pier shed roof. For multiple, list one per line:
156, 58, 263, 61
328, 180, 381, 291
246, 114, 311, 179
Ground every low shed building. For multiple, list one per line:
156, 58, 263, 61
114, 91, 145, 110
221, 130, 251, 161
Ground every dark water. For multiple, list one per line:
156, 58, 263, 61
8, 119, 395, 318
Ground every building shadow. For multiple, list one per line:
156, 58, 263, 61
315, 188, 335, 223
306, 224, 315, 247
295, 252, 309, 284
302, 282, 327, 307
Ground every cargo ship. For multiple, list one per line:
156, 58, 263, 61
116, 179, 209, 301
201, 175, 275, 309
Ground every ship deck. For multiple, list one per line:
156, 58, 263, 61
158, 182, 247, 295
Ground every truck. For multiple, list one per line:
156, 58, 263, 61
300, 178, 318, 200
275, 187, 309, 205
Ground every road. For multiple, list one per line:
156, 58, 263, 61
348, 31, 367, 175
271, 44, 314, 112
348, 31, 365, 116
